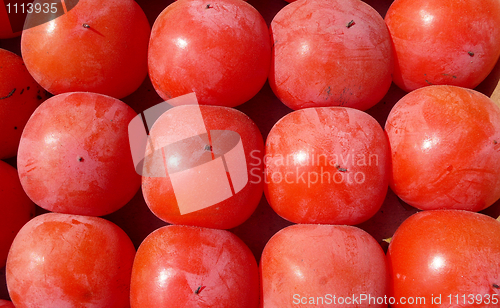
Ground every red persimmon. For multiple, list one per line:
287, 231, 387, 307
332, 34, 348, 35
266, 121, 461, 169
388, 210, 500, 308
17, 92, 141, 216
261, 224, 388, 308
385, 85, 500, 211
0, 299, 14, 308
265, 107, 389, 225
385, 0, 500, 92
130, 225, 259, 308
20, 0, 150, 99
141, 104, 264, 229
6, 213, 136, 308
0, 48, 47, 159
269, 0, 393, 111
148, 0, 271, 107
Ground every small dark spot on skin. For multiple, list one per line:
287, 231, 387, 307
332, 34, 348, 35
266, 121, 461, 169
346, 20, 355, 28
493, 283, 499, 289
442, 73, 457, 79
204, 145, 212, 151
37, 95, 42, 100
334, 164, 347, 172
83, 23, 90, 28
468, 51, 474, 57
27, 86, 30, 91
20, 88, 24, 95
425, 80, 433, 85
77, 156, 84, 162
14, 127, 17, 130
494, 140, 498, 144
205, 4, 212, 8
195, 285, 206, 295
0, 88, 16, 99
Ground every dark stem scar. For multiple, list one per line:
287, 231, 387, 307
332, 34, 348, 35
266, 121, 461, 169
83, 23, 90, 28
493, 283, 499, 289
204, 145, 212, 151
346, 20, 355, 28
494, 140, 498, 144
195, 285, 206, 295
0, 88, 16, 99
334, 164, 347, 172
77, 156, 84, 162
205, 4, 212, 8
468, 51, 474, 57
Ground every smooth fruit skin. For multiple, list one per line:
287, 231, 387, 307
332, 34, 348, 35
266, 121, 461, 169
6, 213, 136, 308
0, 299, 14, 308
269, 0, 393, 111
0, 160, 35, 268
264, 107, 389, 225
261, 224, 389, 308
17, 92, 141, 216
0, 48, 47, 159
142, 105, 264, 229
385, 85, 500, 211
20, 0, 150, 99
388, 210, 500, 308
385, 0, 500, 92
148, 0, 271, 107
130, 225, 259, 308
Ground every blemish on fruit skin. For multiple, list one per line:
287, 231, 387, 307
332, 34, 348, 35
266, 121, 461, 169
334, 164, 347, 172
346, 20, 355, 28
77, 156, 84, 162
195, 285, 206, 294
442, 73, 457, 79
0, 88, 16, 99
468, 51, 474, 57
83, 23, 90, 29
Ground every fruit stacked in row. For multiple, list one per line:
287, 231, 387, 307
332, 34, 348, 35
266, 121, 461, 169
0, 0, 499, 307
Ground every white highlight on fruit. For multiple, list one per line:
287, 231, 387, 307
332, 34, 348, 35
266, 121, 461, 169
293, 151, 308, 165
430, 255, 446, 271
420, 10, 435, 26
421, 135, 440, 152
157, 268, 175, 288
175, 37, 188, 49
